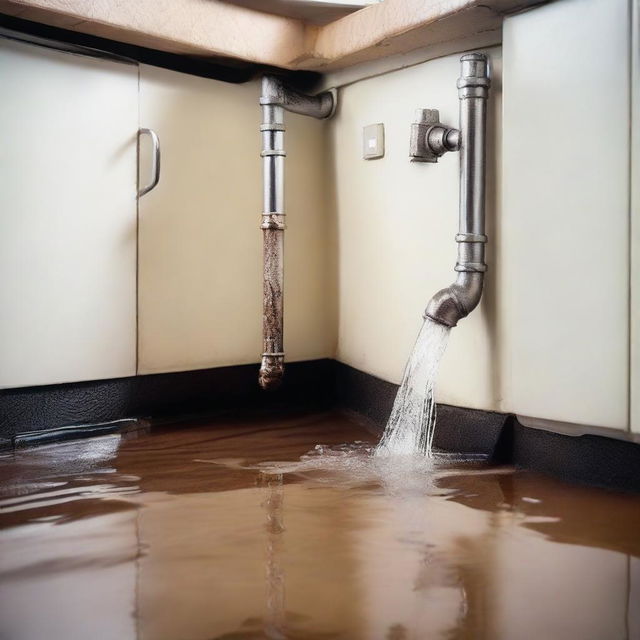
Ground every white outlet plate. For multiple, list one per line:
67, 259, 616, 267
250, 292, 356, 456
363, 123, 384, 159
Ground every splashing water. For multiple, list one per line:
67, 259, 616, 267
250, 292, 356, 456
375, 318, 451, 458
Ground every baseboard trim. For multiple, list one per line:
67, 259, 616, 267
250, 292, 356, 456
0, 359, 335, 440
2, 358, 639, 493
333, 361, 511, 458
509, 421, 640, 493
333, 361, 640, 493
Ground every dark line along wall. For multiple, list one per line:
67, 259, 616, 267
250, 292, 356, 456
0, 360, 336, 440
0, 13, 323, 89
2, 359, 639, 493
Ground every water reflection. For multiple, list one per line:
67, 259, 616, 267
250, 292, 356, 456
0, 410, 639, 639
262, 471, 286, 639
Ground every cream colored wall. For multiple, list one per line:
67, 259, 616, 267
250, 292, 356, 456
138, 66, 335, 374
630, 0, 640, 435
329, 48, 502, 412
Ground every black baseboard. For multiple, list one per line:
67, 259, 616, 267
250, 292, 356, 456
0, 359, 335, 441
2, 358, 639, 493
509, 422, 640, 493
334, 361, 510, 459
333, 361, 640, 493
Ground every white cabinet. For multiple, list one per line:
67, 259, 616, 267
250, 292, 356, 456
500, 0, 631, 430
0, 38, 138, 388
137, 66, 262, 375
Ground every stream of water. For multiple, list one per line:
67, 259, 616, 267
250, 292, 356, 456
376, 318, 451, 458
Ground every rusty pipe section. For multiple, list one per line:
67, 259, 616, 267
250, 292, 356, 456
424, 54, 490, 328
258, 77, 336, 390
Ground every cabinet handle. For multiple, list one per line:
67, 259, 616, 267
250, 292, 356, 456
138, 128, 160, 197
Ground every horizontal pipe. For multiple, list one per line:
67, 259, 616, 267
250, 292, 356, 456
260, 76, 336, 119
425, 53, 490, 328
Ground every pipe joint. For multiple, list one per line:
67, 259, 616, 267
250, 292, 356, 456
410, 108, 460, 162
424, 273, 484, 328
455, 233, 487, 243
261, 76, 336, 120
261, 213, 286, 230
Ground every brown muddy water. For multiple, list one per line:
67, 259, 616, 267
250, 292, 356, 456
1, 410, 639, 640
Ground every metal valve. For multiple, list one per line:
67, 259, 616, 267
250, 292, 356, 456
409, 108, 460, 163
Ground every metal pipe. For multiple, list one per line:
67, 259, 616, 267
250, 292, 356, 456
258, 76, 336, 390
424, 53, 490, 328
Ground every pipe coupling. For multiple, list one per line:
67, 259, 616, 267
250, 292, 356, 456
458, 53, 490, 99
261, 213, 286, 230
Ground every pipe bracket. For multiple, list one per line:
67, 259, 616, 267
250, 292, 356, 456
261, 150, 286, 157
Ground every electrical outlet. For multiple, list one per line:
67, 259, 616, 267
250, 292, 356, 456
363, 123, 384, 160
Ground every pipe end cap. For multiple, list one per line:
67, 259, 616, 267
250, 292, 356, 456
259, 356, 284, 391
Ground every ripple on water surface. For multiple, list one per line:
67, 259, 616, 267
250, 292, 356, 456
1, 411, 639, 640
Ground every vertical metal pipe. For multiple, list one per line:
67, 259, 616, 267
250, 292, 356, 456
456, 53, 488, 276
258, 77, 336, 390
425, 54, 490, 328
259, 87, 286, 390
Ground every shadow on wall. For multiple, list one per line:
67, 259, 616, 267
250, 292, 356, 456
481, 51, 503, 411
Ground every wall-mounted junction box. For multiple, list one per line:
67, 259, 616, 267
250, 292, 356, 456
363, 123, 384, 159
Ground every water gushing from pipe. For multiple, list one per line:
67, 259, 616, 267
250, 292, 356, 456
375, 319, 450, 458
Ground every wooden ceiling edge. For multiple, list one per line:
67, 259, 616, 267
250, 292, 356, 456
0, 0, 543, 73
310, 0, 478, 64
0, 0, 308, 68
316, 28, 502, 90
290, 4, 502, 72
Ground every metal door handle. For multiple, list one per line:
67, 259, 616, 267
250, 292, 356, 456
138, 128, 160, 197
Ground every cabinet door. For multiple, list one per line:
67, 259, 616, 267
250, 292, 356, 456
501, 0, 631, 430
137, 66, 262, 375
0, 38, 138, 388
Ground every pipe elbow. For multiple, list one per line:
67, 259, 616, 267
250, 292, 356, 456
261, 76, 336, 120
424, 273, 484, 328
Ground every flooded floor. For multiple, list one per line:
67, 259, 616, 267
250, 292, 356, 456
1, 410, 639, 640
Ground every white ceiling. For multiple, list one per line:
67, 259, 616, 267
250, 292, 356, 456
221, 0, 382, 25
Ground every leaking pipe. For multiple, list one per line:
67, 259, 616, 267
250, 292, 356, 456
423, 54, 491, 328
258, 77, 336, 390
